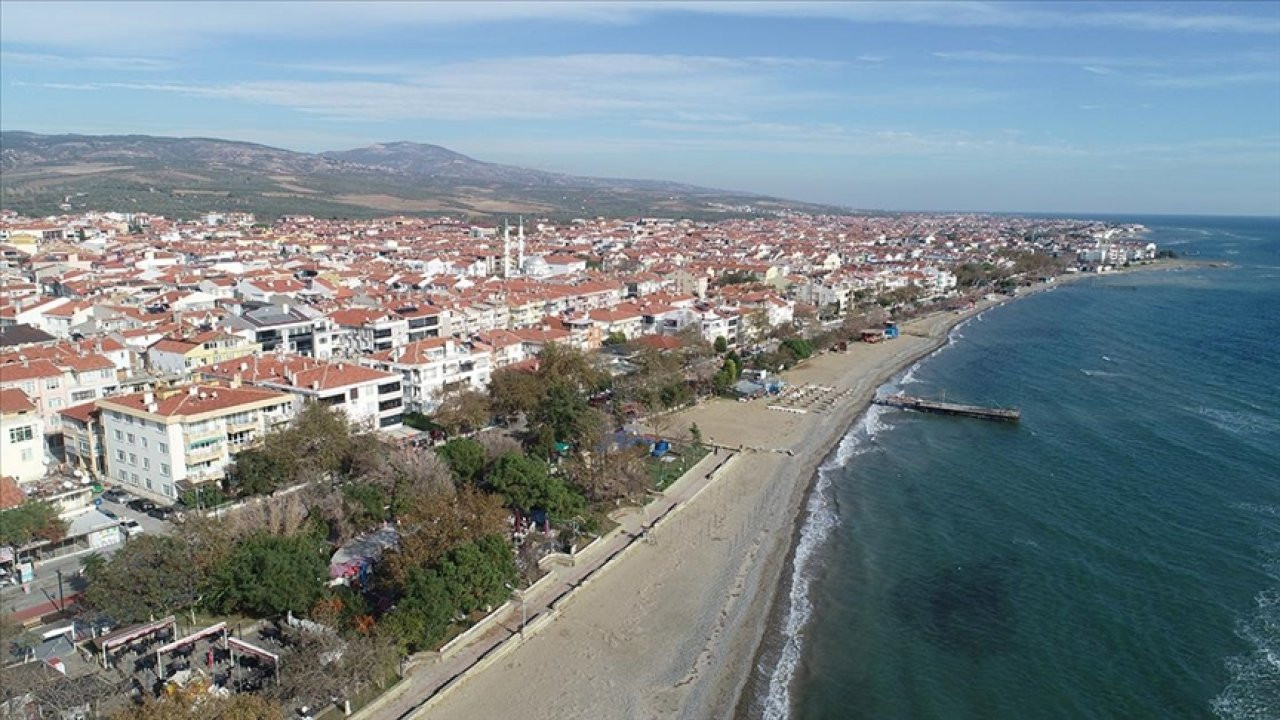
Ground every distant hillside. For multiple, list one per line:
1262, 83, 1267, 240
0, 132, 843, 220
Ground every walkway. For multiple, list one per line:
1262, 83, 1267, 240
355, 449, 739, 720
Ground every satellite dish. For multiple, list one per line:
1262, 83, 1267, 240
73, 469, 84, 478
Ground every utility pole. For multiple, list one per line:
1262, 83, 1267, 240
55, 569, 65, 611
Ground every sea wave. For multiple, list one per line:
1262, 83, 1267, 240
1194, 407, 1280, 437
1212, 588, 1280, 720
760, 404, 889, 720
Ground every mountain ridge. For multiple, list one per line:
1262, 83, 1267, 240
1, 131, 844, 220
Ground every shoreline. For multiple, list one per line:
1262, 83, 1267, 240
417, 261, 1194, 720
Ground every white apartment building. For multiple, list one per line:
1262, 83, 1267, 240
98, 384, 294, 504
1, 388, 46, 484
202, 354, 404, 431
364, 338, 492, 414
0, 352, 118, 431
329, 309, 409, 356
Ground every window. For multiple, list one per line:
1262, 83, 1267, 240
8, 426, 34, 443
161, 463, 170, 477
116, 449, 125, 462
141, 437, 148, 449
132, 472, 139, 483
118, 469, 127, 481
78, 440, 89, 452
102, 369, 112, 379
143, 458, 150, 470
128, 453, 137, 465
159, 442, 168, 453
145, 478, 152, 490
22, 381, 34, 393
115, 429, 123, 441
350, 387, 360, 400
163, 484, 173, 497
127, 433, 135, 444
71, 389, 95, 402
49, 398, 62, 410
46, 378, 59, 389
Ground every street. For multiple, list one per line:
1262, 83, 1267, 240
2, 495, 172, 621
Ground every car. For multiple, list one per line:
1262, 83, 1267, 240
121, 519, 144, 537
148, 506, 177, 521
126, 499, 156, 513
100, 508, 118, 520
103, 487, 131, 503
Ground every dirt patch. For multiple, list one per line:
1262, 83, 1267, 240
3, 164, 133, 179
274, 182, 317, 194
333, 194, 455, 211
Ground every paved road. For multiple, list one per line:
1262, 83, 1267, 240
1, 495, 172, 620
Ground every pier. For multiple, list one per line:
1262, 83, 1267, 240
873, 394, 1021, 422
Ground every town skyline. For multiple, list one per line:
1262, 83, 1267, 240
2, 1, 1278, 216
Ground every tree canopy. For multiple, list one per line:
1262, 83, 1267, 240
0, 501, 65, 546
209, 532, 328, 616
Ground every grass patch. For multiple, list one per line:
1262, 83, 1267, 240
649, 444, 710, 491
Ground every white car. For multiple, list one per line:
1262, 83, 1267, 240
121, 519, 144, 537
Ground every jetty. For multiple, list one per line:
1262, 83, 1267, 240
873, 394, 1021, 422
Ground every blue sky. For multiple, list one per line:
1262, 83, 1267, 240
2, 1, 1278, 215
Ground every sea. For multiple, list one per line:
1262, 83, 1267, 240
748, 215, 1280, 720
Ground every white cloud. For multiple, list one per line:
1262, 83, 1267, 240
0, 50, 174, 71
32, 54, 846, 122
2, 2, 1276, 54
1139, 71, 1280, 89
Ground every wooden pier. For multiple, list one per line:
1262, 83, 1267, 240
873, 394, 1021, 422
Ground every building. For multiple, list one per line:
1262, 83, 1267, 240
329, 308, 409, 356
201, 354, 404, 430
1, 388, 46, 484
97, 384, 294, 504
365, 338, 492, 414
59, 401, 105, 479
145, 331, 260, 374
223, 302, 335, 358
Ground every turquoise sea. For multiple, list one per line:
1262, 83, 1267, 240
747, 216, 1280, 720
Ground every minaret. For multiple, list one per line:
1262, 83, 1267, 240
502, 219, 512, 278
517, 216, 526, 275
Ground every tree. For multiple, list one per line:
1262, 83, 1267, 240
84, 535, 204, 623
433, 388, 491, 436
209, 533, 327, 616
713, 335, 728, 353
380, 486, 507, 585
0, 501, 66, 546
437, 438, 486, 484
112, 692, 284, 720
488, 368, 543, 422
382, 535, 518, 652
688, 423, 704, 448
530, 383, 602, 450
487, 453, 585, 517
602, 331, 628, 346
535, 343, 608, 394
565, 444, 651, 504
269, 628, 398, 712
227, 447, 290, 495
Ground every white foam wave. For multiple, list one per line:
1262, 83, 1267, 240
760, 406, 888, 720
1080, 369, 1122, 378
1195, 407, 1280, 437
1212, 588, 1280, 719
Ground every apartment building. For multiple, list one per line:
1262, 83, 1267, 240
223, 302, 335, 358
146, 330, 260, 374
1, 388, 46, 484
329, 308, 409, 356
364, 338, 492, 414
98, 384, 294, 504
202, 354, 404, 430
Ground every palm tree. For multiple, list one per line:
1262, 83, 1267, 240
80, 551, 105, 579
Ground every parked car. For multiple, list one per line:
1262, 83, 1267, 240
103, 487, 130, 503
148, 506, 178, 521
99, 508, 118, 520
126, 499, 156, 513
121, 519, 144, 537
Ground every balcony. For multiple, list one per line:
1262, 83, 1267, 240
186, 444, 223, 465
379, 397, 403, 412
183, 426, 222, 445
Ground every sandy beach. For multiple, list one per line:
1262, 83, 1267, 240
420, 295, 1010, 720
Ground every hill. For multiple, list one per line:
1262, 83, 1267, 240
0, 132, 843, 220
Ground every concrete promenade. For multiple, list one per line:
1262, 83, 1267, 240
355, 449, 740, 720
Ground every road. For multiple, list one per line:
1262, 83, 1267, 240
1, 495, 172, 621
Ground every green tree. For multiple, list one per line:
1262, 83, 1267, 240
487, 453, 585, 517
437, 438, 487, 484
531, 384, 602, 449
84, 535, 204, 622
380, 486, 507, 585
602, 331, 628, 346
381, 534, 517, 652
209, 533, 327, 616
488, 367, 543, 421
0, 501, 65, 546
713, 335, 728, 353
432, 388, 492, 436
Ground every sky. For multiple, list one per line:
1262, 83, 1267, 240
1, 1, 1278, 215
